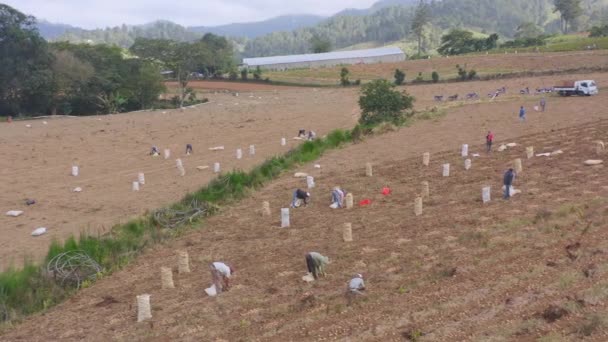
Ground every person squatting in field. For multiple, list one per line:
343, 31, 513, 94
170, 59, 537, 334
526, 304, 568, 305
186, 144, 193, 155
291, 188, 311, 208
209, 262, 234, 294
305, 252, 329, 280
307, 130, 316, 141
346, 273, 366, 305
330, 187, 346, 209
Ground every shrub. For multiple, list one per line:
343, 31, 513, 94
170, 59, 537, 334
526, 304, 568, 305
240, 69, 248, 81
340, 67, 350, 86
431, 71, 439, 83
467, 69, 477, 80
394, 69, 405, 85
229, 70, 238, 80
351, 124, 364, 143
414, 72, 424, 83
358, 79, 415, 126
456, 64, 467, 81
590, 24, 608, 37
372, 122, 397, 134
456, 64, 476, 81
253, 66, 262, 80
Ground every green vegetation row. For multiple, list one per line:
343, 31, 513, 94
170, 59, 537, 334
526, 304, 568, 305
0, 79, 414, 325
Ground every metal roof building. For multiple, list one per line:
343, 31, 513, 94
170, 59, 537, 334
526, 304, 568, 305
242, 47, 406, 71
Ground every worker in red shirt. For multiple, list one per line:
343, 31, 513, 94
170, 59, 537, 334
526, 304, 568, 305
486, 131, 494, 152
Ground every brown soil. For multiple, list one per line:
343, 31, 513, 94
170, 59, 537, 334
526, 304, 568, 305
164, 80, 303, 92
2, 70, 608, 341
0, 89, 357, 269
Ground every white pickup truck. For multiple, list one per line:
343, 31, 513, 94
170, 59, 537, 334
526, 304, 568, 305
553, 80, 599, 96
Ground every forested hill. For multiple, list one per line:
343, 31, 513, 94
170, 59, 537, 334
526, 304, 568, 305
243, 0, 608, 57
36, 0, 608, 55
48, 21, 201, 47
188, 15, 325, 39
38, 15, 325, 47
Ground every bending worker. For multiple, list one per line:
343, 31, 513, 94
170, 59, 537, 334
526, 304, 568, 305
291, 188, 311, 208
209, 261, 234, 294
305, 252, 329, 280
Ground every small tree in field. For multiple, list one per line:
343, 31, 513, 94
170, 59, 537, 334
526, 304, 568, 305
358, 79, 415, 126
229, 69, 238, 80
431, 71, 439, 83
394, 69, 405, 85
340, 67, 351, 86
253, 66, 262, 80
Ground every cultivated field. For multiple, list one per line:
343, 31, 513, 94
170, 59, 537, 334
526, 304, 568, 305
2, 64, 608, 341
0, 88, 358, 270
264, 50, 608, 85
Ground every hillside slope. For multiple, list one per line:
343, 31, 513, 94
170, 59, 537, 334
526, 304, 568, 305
3, 73, 608, 341
243, 0, 608, 57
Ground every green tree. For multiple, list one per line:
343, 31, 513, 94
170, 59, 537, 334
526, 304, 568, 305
590, 24, 608, 37
130, 36, 232, 107
229, 69, 238, 80
438, 29, 498, 55
253, 66, 262, 80
340, 67, 351, 86
49, 49, 94, 114
431, 71, 439, 83
394, 69, 405, 85
484, 33, 499, 50
358, 79, 414, 126
437, 29, 475, 55
310, 34, 332, 53
0, 4, 55, 115
554, 0, 583, 33
411, 0, 431, 56
515, 22, 544, 38
122, 60, 166, 109
53, 42, 134, 114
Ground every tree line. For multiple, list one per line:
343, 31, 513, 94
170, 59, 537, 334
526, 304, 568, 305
0, 4, 233, 117
242, 0, 606, 57
38, 0, 606, 59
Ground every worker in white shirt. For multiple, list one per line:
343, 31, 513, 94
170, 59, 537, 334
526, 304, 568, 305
346, 273, 366, 305
347, 274, 365, 294
209, 262, 234, 294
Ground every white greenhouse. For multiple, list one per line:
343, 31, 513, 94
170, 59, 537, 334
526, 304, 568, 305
242, 47, 406, 71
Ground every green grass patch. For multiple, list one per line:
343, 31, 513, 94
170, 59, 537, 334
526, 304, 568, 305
0, 127, 353, 324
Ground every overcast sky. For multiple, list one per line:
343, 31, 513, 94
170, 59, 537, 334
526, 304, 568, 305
6, 0, 378, 28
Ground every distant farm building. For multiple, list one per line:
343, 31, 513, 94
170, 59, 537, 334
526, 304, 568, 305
242, 47, 406, 71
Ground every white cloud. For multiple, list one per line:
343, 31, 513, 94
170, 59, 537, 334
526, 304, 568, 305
4, 0, 378, 28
